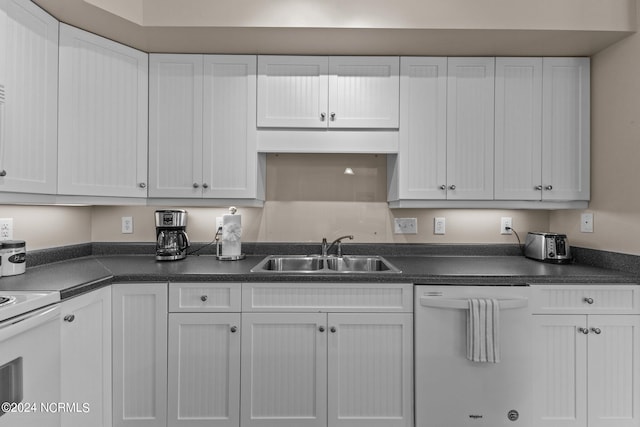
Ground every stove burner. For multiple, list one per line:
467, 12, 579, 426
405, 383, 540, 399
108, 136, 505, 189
0, 296, 16, 306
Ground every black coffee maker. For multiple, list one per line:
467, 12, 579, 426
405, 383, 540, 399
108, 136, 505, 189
155, 209, 190, 261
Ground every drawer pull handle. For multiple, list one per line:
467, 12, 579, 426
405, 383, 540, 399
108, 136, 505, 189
591, 327, 602, 335
578, 327, 589, 335
64, 314, 75, 322
584, 297, 594, 305
230, 326, 237, 333
200, 295, 208, 302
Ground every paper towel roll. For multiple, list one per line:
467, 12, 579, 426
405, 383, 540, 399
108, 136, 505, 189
221, 213, 242, 256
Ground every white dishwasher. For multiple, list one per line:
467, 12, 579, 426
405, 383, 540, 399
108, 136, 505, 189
414, 285, 533, 427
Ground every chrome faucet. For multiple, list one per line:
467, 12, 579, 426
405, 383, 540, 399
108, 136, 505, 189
321, 235, 354, 257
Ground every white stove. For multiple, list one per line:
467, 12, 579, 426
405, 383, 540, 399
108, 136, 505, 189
0, 290, 60, 322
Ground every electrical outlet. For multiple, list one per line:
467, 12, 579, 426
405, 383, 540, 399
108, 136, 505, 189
394, 218, 417, 234
580, 212, 594, 233
121, 216, 133, 234
0, 218, 13, 240
216, 217, 223, 231
434, 217, 446, 235
501, 217, 513, 235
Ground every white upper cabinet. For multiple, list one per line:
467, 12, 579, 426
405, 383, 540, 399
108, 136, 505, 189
257, 56, 329, 128
149, 54, 264, 202
446, 57, 495, 200
58, 24, 148, 198
149, 54, 204, 198
388, 57, 447, 201
0, 0, 58, 194
494, 57, 543, 200
542, 57, 590, 201
257, 56, 399, 129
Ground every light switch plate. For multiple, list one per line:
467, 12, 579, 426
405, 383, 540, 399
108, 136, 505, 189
394, 218, 418, 234
580, 213, 594, 233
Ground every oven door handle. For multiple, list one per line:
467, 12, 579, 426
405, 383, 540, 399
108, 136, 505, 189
0, 305, 60, 342
419, 297, 528, 310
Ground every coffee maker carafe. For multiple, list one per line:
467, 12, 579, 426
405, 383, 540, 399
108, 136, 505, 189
155, 209, 190, 261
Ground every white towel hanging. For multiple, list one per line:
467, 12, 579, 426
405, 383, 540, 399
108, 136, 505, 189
466, 298, 500, 363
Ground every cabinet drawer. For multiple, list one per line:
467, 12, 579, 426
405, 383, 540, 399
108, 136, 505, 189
242, 283, 413, 312
531, 284, 640, 314
169, 282, 241, 312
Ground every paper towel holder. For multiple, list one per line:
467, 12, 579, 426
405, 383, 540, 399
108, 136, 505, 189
214, 225, 246, 261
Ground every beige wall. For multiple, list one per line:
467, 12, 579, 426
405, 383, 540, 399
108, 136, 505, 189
551, 24, 640, 256
0, 205, 92, 251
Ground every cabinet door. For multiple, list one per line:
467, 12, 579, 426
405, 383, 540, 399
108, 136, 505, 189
446, 58, 495, 200
241, 312, 327, 427
542, 58, 590, 201
328, 56, 400, 128
391, 57, 447, 201
587, 315, 640, 427
494, 58, 543, 200
61, 286, 112, 427
112, 283, 168, 427
0, 0, 57, 194
168, 313, 240, 427
149, 54, 203, 198
203, 55, 263, 199
327, 313, 413, 427
58, 23, 148, 197
257, 56, 328, 128
532, 315, 588, 427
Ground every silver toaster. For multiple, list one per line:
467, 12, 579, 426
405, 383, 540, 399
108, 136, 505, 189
524, 232, 571, 264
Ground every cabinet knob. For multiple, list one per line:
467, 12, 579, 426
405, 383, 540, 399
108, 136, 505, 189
578, 327, 589, 335
318, 326, 325, 333
320, 113, 326, 121
330, 326, 337, 333
584, 297, 594, 305
0, 170, 6, 177
535, 185, 543, 191
591, 327, 602, 335
230, 326, 237, 333
193, 183, 200, 188
330, 112, 336, 121
440, 185, 446, 190
449, 185, 456, 190
64, 314, 75, 322
545, 185, 553, 191
138, 182, 146, 188
202, 183, 209, 189
200, 295, 208, 302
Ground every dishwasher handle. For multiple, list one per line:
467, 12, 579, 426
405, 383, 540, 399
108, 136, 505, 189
419, 296, 528, 310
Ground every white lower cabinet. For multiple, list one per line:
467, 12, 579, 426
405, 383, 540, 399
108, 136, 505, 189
168, 313, 241, 427
240, 283, 413, 427
60, 286, 111, 427
532, 285, 640, 427
112, 283, 168, 427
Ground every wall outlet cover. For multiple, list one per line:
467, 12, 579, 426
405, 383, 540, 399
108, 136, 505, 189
434, 217, 446, 235
121, 216, 133, 234
501, 217, 513, 235
0, 218, 14, 240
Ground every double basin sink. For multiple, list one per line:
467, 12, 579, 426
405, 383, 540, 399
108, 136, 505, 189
251, 255, 401, 274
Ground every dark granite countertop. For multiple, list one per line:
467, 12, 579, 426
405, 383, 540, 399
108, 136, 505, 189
1, 252, 637, 300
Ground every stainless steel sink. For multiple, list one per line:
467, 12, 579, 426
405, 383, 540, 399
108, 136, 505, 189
250, 255, 401, 273
254, 255, 324, 272
325, 256, 400, 272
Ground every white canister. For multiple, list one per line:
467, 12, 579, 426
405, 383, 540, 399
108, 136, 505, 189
1, 240, 26, 276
